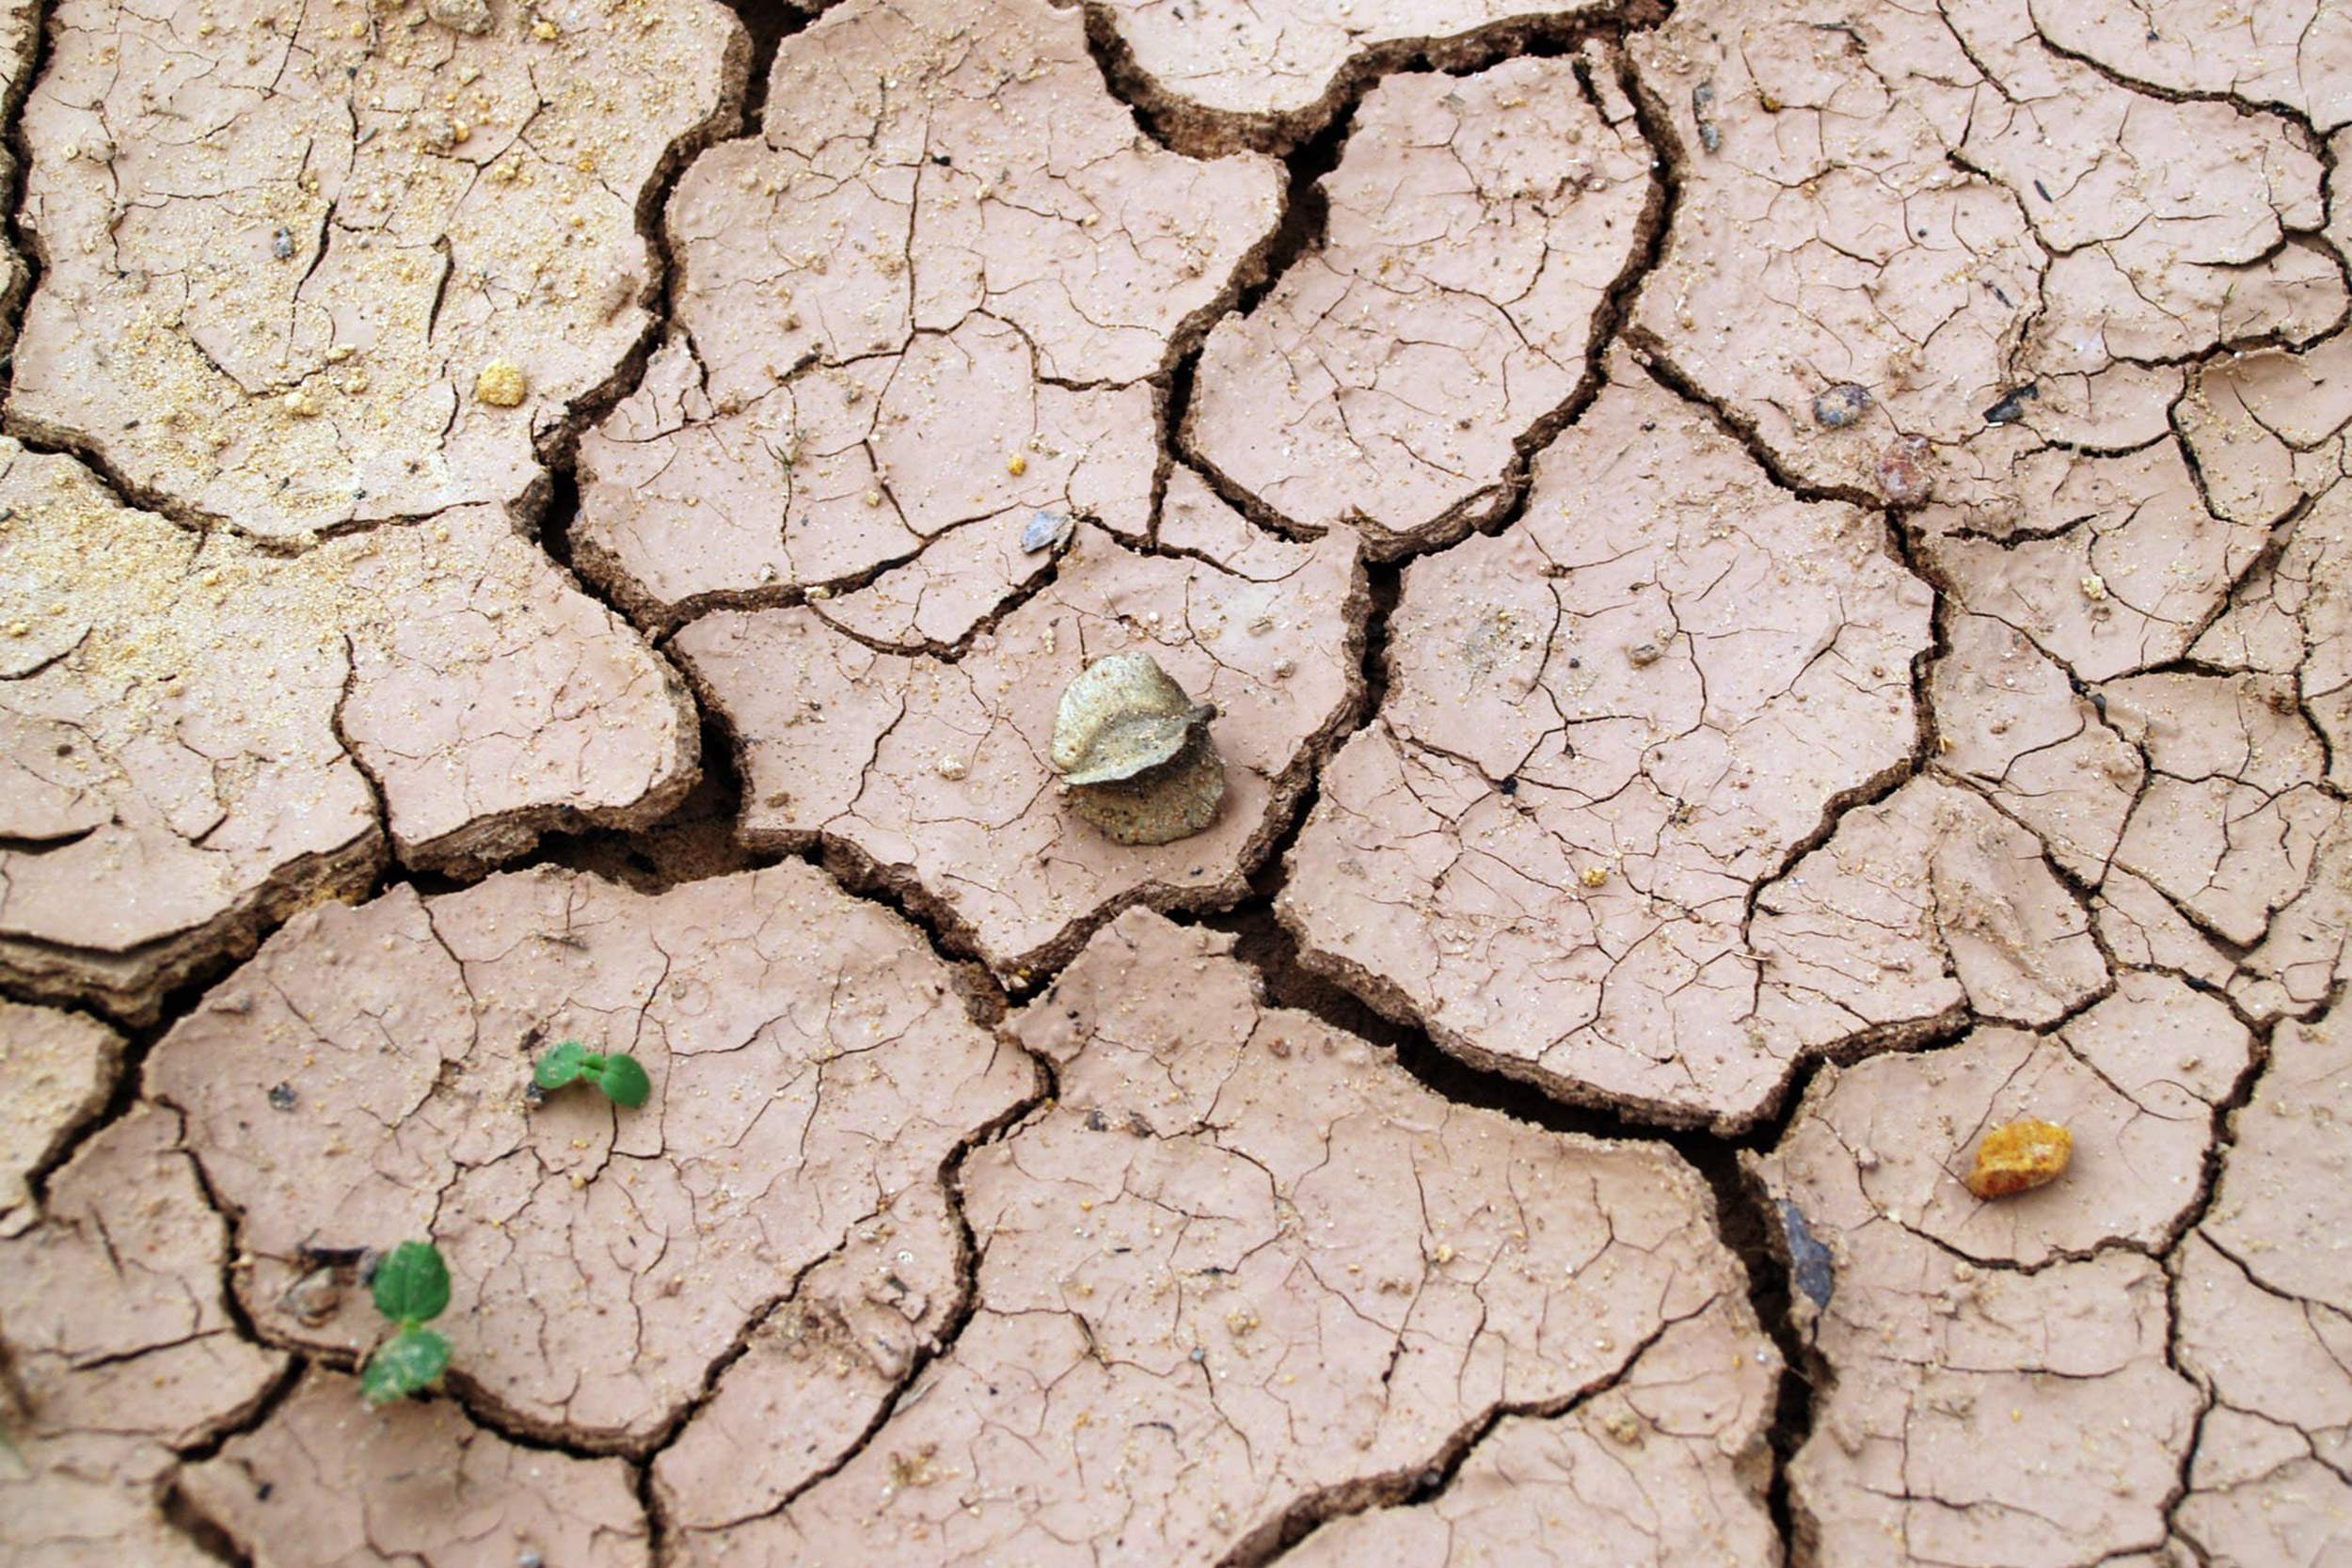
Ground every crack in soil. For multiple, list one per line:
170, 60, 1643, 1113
653, 1057, 1053, 1550
1223, 1310, 1693, 1565
1078, 0, 1673, 159
0, 0, 54, 399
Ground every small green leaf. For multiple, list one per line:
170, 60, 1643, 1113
360, 1327, 450, 1406
370, 1241, 451, 1324
533, 1039, 589, 1090
596, 1053, 652, 1108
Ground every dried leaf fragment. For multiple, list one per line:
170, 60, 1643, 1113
1051, 654, 1228, 846
1052, 654, 1211, 784
1965, 1118, 2073, 1198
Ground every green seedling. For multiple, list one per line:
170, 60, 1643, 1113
360, 1240, 452, 1406
533, 1039, 652, 1108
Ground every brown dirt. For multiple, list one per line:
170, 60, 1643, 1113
7, 0, 2352, 1561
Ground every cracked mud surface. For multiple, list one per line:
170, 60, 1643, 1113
0, 440, 696, 1021
669, 911, 1777, 1565
1186, 54, 1652, 555
8, 0, 2352, 1562
181, 1370, 654, 1567
675, 513, 1362, 982
146, 861, 1031, 1449
13, 0, 745, 535
1281, 356, 1940, 1130
571, 0, 1280, 631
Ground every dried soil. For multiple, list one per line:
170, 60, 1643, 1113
6, 0, 2351, 1562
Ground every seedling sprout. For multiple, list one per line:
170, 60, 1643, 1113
360, 1240, 453, 1406
532, 1039, 652, 1108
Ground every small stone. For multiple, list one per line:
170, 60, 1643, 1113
266, 1082, 297, 1111
1964, 1118, 2073, 1198
530, 16, 558, 39
935, 756, 967, 781
1006, 453, 1027, 477
271, 226, 295, 261
1779, 1199, 1835, 1308
1874, 435, 1935, 504
1628, 640, 1663, 667
281, 1266, 340, 1325
1981, 384, 2039, 425
425, 0, 493, 34
1020, 510, 1073, 553
1692, 81, 1722, 155
1812, 382, 1872, 428
475, 360, 527, 407
281, 387, 321, 418
1579, 865, 1609, 888
2080, 573, 2109, 602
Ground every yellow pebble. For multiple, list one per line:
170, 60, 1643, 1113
1007, 453, 1027, 477
1964, 1119, 2072, 1198
1579, 865, 1609, 888
475, 360, 527, 407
